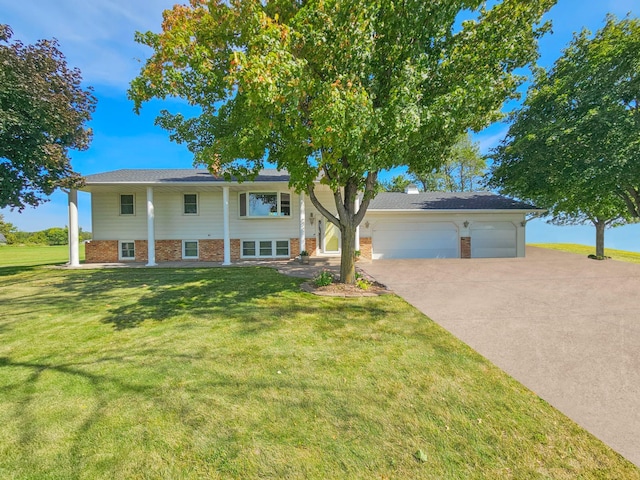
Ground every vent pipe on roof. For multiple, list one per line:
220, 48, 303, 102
404, 184, 420, 194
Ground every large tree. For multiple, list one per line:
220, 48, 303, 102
410, 133, 486, 192
488, 16, 640, 257
0, 25, 96, 210
130, 0, 555, 283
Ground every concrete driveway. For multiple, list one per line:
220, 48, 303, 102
360, 246, 640, 467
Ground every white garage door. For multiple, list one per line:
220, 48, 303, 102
471, 222, 516, 258
372, 222, 459, 259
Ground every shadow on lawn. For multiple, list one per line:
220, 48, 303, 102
45, 266, 394, 331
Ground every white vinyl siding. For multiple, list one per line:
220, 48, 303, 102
229, 191, 299, 239
92, 192, 147, 241
90, 185, 335, 244
155, 191, 222, 239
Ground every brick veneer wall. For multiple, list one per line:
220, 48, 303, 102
85, 240, 118, 263
200, 239, 224, 261
135, 240, 148, 262
460, 236, 471, 259
358, 237, 372, 259
305, 238, 317, 256
290, 238, 300, 257
85, 238, 303, 263
156, 240, 182, 262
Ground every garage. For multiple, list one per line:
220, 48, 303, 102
372, 221, 459, 259
470, 222, 517, 258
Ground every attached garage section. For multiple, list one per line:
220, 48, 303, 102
372, 221, 459, 259
470, 222, 517, 258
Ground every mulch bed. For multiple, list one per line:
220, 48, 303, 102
301, 279, 390, 297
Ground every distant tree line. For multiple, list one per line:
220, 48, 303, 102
0, 214, 90, 245
380, 134, 487, 193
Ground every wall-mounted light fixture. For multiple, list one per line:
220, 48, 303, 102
521, 220, 526, 227
309, 212, 315, 225
364, 221, 370, 229
463, 221, 469, 228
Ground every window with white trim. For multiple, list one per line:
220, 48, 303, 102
120, 194, 135, 215
239, 192, 291, 217
183, 193, 198, 215
183, 240, 199, 259
119, 241, 135, 260
241, 240, 290, 258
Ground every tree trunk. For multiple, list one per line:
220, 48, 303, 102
595, 220, 605, 258
306, 171, 377, 285
339, 222, 356, 284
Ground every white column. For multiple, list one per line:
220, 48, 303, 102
68, 189, 80, 267
355, 195, 361, 251
299, 194, 306, 254
146, 187, 157, 266
222, 186, 231, 265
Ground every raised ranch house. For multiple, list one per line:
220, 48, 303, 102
64, 169, 542, 266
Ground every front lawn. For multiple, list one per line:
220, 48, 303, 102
0, 262, 637, 478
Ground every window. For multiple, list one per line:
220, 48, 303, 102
183, 194, 198, 215
259, 240, 272, 256
120, 194, 134, 215
242, 241, 256, 257
239, 192, 291, 217
120, 241, 135, 260
275, 240, 289, 256
241, 240, 289, 258
183, 240, 199, 259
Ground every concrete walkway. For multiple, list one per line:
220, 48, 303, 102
360, 247, 640, 467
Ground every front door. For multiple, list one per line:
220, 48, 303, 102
320, 218, 341, 253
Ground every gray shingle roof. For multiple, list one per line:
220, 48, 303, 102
83, 169, 290, 184
369, 191, 540, 211
83, 169, 539, 211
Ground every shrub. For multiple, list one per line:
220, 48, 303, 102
314, 270, 334, 287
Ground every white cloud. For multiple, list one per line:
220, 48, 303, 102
0, 0, 177, 88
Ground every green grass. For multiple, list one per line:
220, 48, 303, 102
0, 255, 637, 478
530, 243, 640, 264
0, 244, 85, 268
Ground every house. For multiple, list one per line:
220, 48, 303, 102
64, 169, 542, 266
0, 233, 7, 245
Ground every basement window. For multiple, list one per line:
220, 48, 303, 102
241, 240, 290, 258
183, 240, 199, 259
119, 241, 135, 260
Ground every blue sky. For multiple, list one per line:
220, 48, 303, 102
1, 0, 640, 251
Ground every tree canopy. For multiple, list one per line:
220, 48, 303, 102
488, 16, 640, 257
130, 0, 555, 282
0, 25, 96, 210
